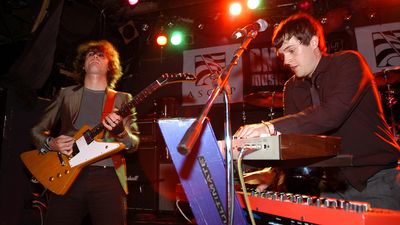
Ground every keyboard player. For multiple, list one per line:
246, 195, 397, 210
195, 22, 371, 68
234, 13, 400, 211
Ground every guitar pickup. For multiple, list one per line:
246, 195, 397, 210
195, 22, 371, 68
57, 152, 66, 166
83, 131, 93, 144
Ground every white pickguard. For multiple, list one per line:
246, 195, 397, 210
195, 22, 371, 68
68, 136, 121, 168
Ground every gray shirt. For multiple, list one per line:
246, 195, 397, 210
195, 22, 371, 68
74, 88, 114, 167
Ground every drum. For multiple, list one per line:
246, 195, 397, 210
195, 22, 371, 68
375, 67, 400, 141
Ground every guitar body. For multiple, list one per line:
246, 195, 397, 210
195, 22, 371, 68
20, 125, 125, 195
20, 151, 80, 195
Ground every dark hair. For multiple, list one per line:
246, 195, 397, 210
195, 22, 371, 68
272, 13, 327, 53
73, 40, 122, 89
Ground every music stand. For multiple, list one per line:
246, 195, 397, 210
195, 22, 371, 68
158, 118, 247, 225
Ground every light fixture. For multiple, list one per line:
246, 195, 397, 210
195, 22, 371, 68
127, 0, 139, 7
118, 20, 139, 44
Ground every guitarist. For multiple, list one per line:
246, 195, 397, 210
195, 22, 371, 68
31, 40, 139, 225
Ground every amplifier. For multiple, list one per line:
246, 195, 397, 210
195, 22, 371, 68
158, 163, 179, 211
137, 118, 159, 149
126, 147, 159, 211
126, 118, 174, 211
137, 118, 170, 162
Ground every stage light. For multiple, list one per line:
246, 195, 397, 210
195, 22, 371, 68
247, 0, 261, 10
197, 23, 204, 30
141, 23, 149, 32
297, 0, 312, 11
156, 34, 168, 46
229, 2, 242, 16
170, 31, 183, 46
368, 12, 376, 20
128, 0, 139, 6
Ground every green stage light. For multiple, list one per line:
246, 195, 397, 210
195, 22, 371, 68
170, 31, 184, 46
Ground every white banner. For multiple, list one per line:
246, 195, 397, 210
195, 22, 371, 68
182, 44, 243, 106
355, 22, 400, 73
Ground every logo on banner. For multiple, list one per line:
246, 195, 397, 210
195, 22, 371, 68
182, 44, 243, 106
195, 53, 226, 86
372, 29, 400, 67
248, 47, 287, 89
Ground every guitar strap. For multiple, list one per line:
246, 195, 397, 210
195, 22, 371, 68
101, 89, 129, 194
102, 89, 117, 121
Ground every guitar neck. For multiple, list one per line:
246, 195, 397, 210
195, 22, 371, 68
84, 80, 162, 142
118, 80, 161, 117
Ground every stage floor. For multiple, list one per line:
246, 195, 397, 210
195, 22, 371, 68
128, 211, 193, 225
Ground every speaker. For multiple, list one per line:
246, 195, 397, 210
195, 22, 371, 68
126, 119, 161, 211
126, 146, 159, 211
158, 163, 179, 212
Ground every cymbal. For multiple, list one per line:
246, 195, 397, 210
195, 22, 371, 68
244, 91, 283, 108
374, 66, 400, 86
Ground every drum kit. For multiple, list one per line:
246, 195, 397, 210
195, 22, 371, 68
375, 66, 400, 140
242, 91, 283, 123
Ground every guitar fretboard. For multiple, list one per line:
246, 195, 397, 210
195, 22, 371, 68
118, 80, 161, 117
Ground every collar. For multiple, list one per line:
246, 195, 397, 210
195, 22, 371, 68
291, 53, 331, 87
75, 84, 111, 94
311, 54, 331, 76
72, 84, 83, 92
310, 53, 330, 83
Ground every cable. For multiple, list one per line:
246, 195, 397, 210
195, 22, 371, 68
32, 200, 47, 225
175, 200, 193, 224
237, 148, 256, 225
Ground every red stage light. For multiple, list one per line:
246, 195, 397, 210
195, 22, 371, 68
298, 0, 312, 11
229, 2, 242, 16
156, 34, 168, 46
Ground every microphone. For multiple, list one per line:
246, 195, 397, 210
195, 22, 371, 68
232, 19, 268, 39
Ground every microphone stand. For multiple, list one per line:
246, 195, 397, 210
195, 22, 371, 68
178, 30, 260, 225
222, 88, 235, 225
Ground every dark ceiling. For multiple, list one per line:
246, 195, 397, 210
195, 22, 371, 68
2, 0, 399, 45
0, 0, 399, 92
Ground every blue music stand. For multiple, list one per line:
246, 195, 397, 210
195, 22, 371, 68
158, 118, 247, 225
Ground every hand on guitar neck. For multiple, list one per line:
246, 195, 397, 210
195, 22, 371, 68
102, 109, 125, 136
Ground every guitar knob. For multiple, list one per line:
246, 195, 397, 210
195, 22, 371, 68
49, 177, 54, 181
65, 170, 70, 174
57, 173, 62, 178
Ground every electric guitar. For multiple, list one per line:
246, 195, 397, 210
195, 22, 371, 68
20, 72, 196, 195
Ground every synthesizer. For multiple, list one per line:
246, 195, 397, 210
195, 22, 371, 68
237, 191, 400, 225
222, 134, 341, 160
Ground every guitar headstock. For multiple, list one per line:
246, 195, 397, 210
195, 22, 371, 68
157, 72, 196, 85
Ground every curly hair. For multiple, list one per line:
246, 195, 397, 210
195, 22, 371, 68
272, 13, 327, 53
73, 40, 122, 89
